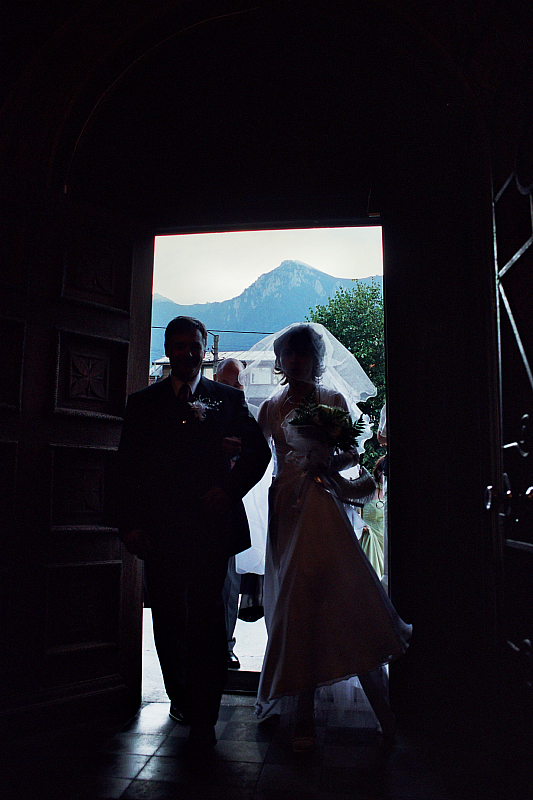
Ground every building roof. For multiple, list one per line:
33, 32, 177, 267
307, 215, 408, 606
152, 351, 250, 366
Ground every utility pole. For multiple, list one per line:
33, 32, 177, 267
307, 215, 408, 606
212, 334, 219, 376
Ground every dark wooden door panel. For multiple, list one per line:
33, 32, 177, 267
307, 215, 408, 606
0, 191, 153, 715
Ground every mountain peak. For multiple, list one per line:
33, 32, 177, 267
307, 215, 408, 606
276, 258, 315, 270
261, 259, 328, 280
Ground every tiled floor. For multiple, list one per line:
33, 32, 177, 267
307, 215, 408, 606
3, 690, 520, 800
3, 614, 529, 799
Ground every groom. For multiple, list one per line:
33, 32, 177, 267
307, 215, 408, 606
116, 316, 271, 747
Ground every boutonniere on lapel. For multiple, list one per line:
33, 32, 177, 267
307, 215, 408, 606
189, 397, 222, 421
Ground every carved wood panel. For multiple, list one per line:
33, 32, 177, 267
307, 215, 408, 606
62, 227, 132, 313
50, 444, 117, 532
54, 329, 128, 419
44, 562, 122, 688
45, 562, 121, 649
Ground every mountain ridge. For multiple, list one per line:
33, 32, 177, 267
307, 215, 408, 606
151, 260, 382, 360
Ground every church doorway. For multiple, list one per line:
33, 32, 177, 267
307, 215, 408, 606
144, 224, 386, 695
0, 0, 505, 727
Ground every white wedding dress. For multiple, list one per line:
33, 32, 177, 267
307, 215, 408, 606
255, 386, 412, 719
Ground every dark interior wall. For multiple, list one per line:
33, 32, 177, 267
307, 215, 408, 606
375, 67, 497, 708
60, 5, 498, 711
2, 0, 530, 723
64, 5, 388, 225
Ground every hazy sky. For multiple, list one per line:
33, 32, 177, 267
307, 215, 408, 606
153, 226, 383, 305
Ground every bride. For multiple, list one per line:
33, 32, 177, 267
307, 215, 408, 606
242, 323, 412, 752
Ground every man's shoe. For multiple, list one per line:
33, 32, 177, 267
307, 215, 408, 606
227, 650, 240, 669
187, 724, 217, 749
169, 704, 189, 725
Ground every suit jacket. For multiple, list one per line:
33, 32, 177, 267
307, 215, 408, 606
116, 375, 271, 557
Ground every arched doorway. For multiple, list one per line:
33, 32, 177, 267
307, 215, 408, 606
0, 1, 499, 727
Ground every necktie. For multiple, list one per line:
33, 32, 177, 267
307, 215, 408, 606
177, 383, 191, 403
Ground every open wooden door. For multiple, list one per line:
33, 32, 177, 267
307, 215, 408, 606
491, 171, 533, 737
0, 189, 153, 718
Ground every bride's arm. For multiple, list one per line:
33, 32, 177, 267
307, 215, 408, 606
258, 399, 272, 440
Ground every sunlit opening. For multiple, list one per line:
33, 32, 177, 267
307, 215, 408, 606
143, 224, 384, 696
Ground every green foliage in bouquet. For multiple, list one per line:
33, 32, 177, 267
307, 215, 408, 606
288, 392, 366, 454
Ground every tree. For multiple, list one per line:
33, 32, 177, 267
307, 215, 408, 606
308, 280, 385, 469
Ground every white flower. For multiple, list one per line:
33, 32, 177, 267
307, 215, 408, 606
188, 396, 221, 421
189, 400, 208, 420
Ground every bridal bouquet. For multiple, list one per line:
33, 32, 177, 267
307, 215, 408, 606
285, 393, 376, 505
287, 393, 366, 454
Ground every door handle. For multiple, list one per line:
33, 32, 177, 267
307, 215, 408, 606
503, 413, 530, 458
485, 478, 533, 519
485, 473, 512, 514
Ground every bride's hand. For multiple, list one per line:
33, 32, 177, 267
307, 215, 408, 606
332, 448, 359, 472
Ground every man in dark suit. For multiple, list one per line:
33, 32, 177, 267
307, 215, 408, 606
117, 316, 271, 748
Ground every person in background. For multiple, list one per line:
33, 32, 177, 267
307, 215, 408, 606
214, 357, 244, 392
360, 455, 386, 579
377, 403, 389, 591
214, 358, 246, 669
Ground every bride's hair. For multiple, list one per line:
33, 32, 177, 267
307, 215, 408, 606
273, 324, 326, 383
